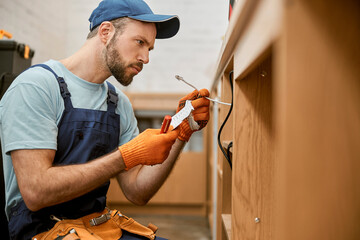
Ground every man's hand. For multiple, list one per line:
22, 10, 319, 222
177, 89, 210, 142
119, 128, 179, 170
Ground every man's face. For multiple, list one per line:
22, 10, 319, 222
104, 19, 156, 86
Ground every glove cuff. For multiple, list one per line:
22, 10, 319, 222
118, 138, 148, 170
178, 120, 193, 142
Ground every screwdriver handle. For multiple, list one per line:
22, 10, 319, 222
160, 115, 172, 134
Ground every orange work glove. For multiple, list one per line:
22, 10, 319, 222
119, 128, 179, 170
176, 89, 210, 142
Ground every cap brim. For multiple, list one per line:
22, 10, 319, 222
129, 14, 180, 39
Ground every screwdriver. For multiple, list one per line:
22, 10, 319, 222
160, 115, 172, 133
175, 75, 231, 106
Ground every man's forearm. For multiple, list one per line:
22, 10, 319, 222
116, 139, 186, 205
12, 148, 126, 211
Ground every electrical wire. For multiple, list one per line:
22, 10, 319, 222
217, 71, 234, 169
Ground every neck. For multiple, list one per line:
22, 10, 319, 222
60, 39, 111, 84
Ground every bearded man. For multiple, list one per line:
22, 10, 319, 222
0, 0, 210, 239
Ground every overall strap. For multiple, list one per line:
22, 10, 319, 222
30, 64, 73, 110
106, 81, 118, 113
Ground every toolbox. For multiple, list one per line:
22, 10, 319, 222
0, 30, 35, 98
0, 39, 35, 75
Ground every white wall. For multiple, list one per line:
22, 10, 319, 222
1, 0, 228, 93
0, 0, 68, 63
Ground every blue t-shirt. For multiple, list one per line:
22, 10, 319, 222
0, 60, 139, 219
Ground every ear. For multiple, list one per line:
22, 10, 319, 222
98, 21, 115, 44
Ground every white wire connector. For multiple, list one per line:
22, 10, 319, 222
175, 75, 231, 106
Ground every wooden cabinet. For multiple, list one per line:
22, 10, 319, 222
208, 0, 360, 239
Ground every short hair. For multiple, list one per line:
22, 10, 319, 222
86, 17, 130, 39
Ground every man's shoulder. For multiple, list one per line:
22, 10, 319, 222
14, 60, 60, 87
0, 61, 62, 112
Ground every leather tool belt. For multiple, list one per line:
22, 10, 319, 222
32, 209, 158, 240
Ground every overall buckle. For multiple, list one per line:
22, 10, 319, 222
107, 89, 118, 108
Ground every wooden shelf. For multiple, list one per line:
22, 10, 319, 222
222, 214, 232, 239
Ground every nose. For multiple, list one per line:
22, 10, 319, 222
138, 49, 150, 64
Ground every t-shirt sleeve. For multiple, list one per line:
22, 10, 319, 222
116, 91, 139, 146
0, 69, 59, 154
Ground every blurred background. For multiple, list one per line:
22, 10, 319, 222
0, 0, 228, 93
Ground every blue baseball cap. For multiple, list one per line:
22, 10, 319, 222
89, 0, 180, 39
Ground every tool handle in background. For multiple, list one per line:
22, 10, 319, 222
0, 30, 12, 39
160, 115, 172, 133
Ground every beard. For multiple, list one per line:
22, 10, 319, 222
105, 37, 143, 87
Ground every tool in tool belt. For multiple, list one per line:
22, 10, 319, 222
50, 211, 115, 227
53, 228, 79, 240
89, 212, 112, 226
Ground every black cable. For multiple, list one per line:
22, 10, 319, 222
217, 71, 234, 169
226, 141, 233, 159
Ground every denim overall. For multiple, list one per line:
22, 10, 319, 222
8, 64, 120, 240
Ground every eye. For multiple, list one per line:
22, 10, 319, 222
136, 39, 144, 45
